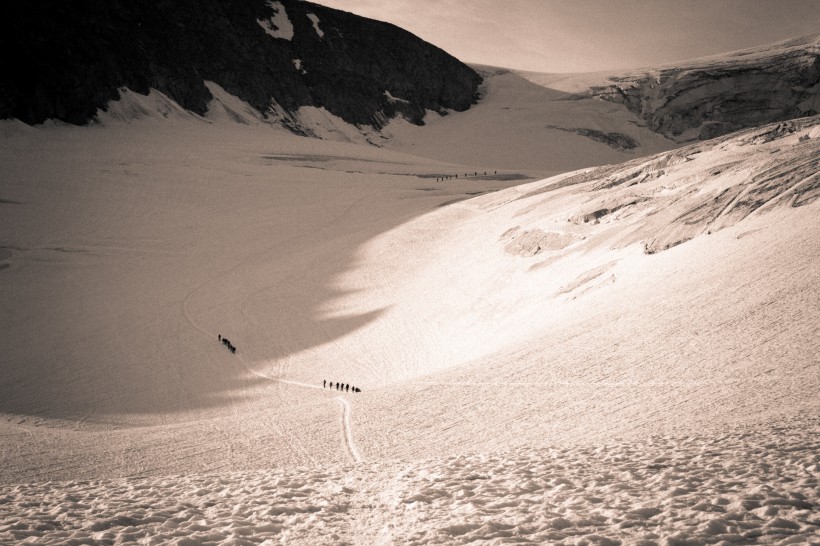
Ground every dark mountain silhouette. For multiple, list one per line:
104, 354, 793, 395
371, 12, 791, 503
1, 0, 481, 129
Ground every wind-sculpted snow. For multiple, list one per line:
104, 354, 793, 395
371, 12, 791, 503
509, 116, 820, 255
1, 418, 816, 545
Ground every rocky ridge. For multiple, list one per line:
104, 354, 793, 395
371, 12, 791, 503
0, 0, 481, 132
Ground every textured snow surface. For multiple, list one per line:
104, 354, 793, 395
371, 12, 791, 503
1, 418, 816, 545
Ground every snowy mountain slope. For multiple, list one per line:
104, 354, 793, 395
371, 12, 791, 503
297, 115, 820, 388
88, 65, 679, 173
7, 15, 817, 181
381, 67, 677, 173
521, 33, 820, 142
95, 83, 395, 147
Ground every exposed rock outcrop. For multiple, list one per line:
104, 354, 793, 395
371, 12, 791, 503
584, 34, 820, 141
0, 0, 481, 130
546, 125, 640, 151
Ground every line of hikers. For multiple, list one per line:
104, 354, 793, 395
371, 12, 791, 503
324, 380, 360, 393
218, 334, 236, 354
436, 171, 497, 182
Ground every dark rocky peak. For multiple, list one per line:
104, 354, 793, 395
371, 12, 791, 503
0, 0, 481, 131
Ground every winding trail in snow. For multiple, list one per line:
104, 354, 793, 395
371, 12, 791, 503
177, 191, 377, 464
182, 312, 362, 465
336, 396, 363, 463
230, 352, 366, 465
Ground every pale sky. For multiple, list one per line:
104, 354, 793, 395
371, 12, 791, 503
310, 0, 820, 72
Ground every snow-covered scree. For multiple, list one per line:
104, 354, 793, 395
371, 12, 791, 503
1, 417, 817, 545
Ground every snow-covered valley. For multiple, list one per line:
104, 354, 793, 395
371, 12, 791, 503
1, 37, 819, 543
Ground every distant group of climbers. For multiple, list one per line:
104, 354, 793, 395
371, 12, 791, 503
436, 170, 497, 182
218, 334, 236, 354
324, 379, 360, 393
215, 336, 359, 393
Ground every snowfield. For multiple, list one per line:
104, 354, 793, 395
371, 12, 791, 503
1, 82, 818, 543
381, 67, 675, 174
1, 418, 817, 544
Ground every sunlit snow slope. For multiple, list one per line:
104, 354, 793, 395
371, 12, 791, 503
347, 117, 820, 459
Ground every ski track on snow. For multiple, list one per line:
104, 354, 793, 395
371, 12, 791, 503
336, 396, 363, 464
1, 420, 33, 438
